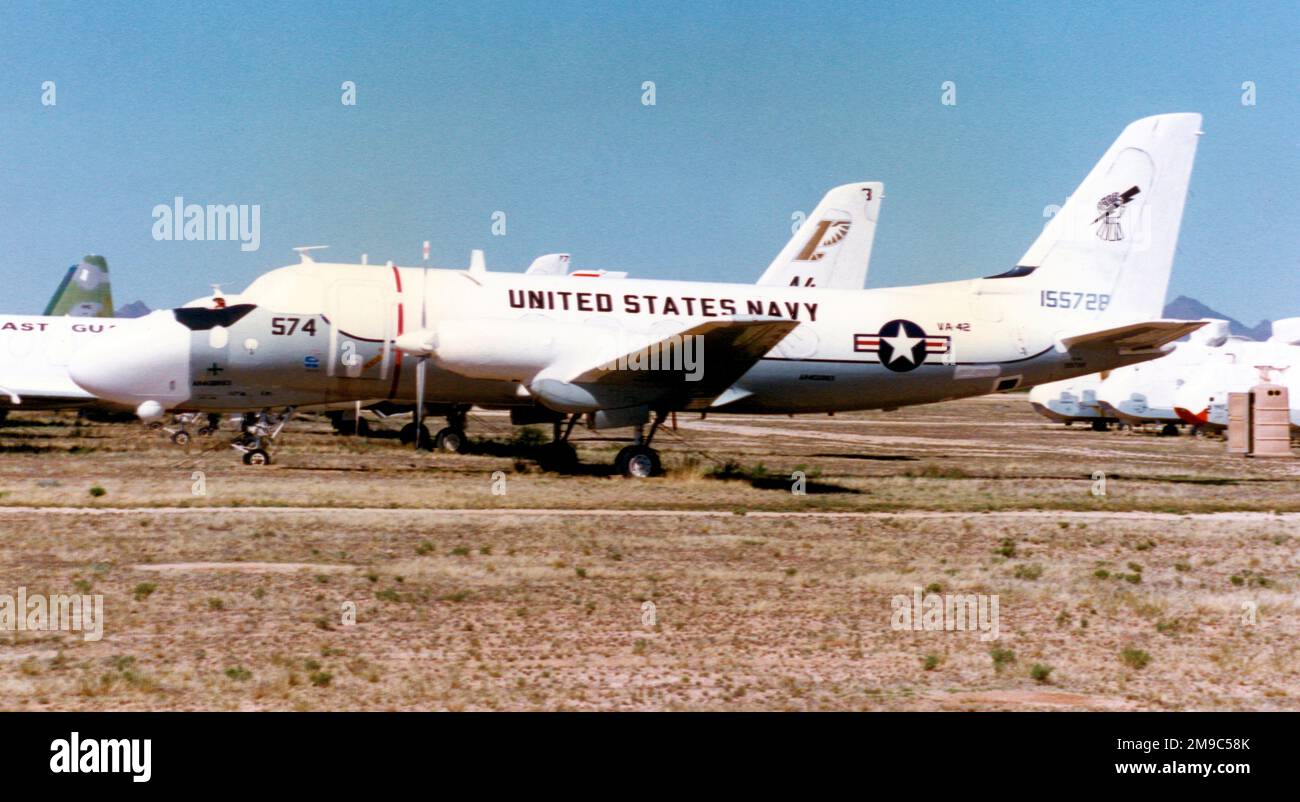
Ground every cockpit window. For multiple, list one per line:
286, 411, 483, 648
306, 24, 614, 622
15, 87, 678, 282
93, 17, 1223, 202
173, 304, 257, 330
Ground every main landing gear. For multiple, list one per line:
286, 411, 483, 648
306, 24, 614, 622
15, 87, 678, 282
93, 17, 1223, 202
398, 419, 427, 447
232, 408, 294, 465
329, 412, 370, 437
397, 405, 470, 453
537, 414, 581, 471
534, 410, 667, 478
614, 411, 668, 478
435, 406, 471, 454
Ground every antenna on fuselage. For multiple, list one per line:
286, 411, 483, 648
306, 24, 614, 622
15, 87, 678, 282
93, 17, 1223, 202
293, 245, 329, 264
468, 249, 486, 276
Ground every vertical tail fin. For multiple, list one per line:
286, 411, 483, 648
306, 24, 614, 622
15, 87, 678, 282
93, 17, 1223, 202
44, 255, 114, 317
524, 253, 571, 276
757, 182, 882, 289
1018, 114, 1202, 323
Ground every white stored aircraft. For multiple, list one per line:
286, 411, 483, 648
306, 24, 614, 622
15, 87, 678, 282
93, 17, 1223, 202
1030, 318, 1235, 433
1095, 319, 1235, 433
1027, 372, 1111, 429
1172, 320, 1300, 430
71, 114, 1207, 475
0, 255, 122, 419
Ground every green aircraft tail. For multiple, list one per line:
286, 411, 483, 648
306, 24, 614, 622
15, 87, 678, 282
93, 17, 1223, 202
43, 255, 114, 317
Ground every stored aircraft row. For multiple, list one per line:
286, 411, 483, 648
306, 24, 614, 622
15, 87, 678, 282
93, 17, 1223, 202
1030, 318, 1300, 432
13, 114, 1221, 476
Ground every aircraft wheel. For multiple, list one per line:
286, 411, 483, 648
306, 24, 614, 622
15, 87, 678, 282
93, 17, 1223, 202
618, 445, 660, 478
335, 418, 370, 437
197, 426, 214, 436
171, 431, 191, 446
538, 441, 578, 471
242, 448, 271, 466
435, 427, 468, 454
1159, 422, 1180, 437
399, 422, 431, 447
1089, 420, 1109, 432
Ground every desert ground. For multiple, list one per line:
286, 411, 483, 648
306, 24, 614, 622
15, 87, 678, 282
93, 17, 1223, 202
0, 394, 1296, 710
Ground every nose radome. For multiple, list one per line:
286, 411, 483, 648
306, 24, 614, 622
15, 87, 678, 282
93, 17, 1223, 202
69, 311, 192, 409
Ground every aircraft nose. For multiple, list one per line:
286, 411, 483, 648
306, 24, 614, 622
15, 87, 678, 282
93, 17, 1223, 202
1173, 406, 1208, 426
69, 311, 192, 410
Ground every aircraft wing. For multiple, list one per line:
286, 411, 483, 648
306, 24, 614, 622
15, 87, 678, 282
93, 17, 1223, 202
0, 376, 98, 408
1059, 319, 1207, 354
567, 317, 798, 407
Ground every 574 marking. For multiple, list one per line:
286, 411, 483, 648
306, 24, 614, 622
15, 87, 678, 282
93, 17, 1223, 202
271, 316, 317, 336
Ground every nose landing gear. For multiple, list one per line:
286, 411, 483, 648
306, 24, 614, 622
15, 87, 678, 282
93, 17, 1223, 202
232, 408, 295, 466
164, 412, 223, 446
196, 413, 222, 437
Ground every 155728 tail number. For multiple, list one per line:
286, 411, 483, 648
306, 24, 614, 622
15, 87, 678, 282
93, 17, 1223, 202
1040, 290, 1111, 311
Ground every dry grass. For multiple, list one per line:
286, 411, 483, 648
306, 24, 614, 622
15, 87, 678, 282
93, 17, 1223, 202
0, 396, 1296, 710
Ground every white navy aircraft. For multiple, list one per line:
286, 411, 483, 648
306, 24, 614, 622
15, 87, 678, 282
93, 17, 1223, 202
71, 114, 1207, 476
117, 181, 887, 449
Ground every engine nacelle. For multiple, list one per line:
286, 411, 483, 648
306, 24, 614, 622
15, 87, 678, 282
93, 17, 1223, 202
419, 318, 586, 383
528, 377, 665, 413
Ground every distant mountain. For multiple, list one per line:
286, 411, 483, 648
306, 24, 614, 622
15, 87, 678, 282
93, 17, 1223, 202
114, 300, 151, 318
1162, 295, 1271, 340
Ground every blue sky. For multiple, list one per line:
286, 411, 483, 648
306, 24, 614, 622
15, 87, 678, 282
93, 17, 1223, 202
1, 1, 1296, 323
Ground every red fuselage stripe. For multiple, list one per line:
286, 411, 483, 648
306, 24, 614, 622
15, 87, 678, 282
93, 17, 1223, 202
389, 265, 404, 399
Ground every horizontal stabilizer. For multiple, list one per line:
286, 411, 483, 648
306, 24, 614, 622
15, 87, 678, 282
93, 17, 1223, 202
1059, 319, 1207, 353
